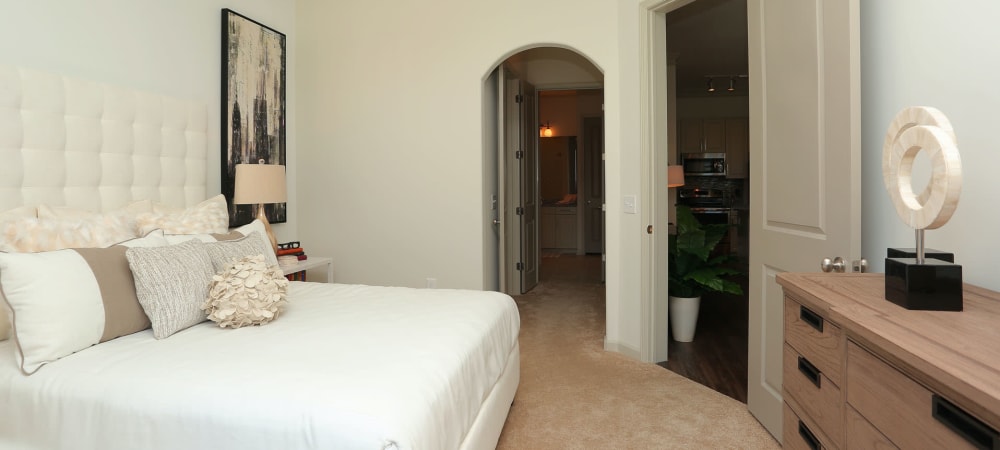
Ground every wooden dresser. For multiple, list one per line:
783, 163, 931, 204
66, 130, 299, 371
777, 273, 1000, 449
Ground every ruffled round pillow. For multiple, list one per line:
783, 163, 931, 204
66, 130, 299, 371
203, 254, 289, 328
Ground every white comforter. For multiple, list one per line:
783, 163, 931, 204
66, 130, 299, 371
0, 282, 520, 450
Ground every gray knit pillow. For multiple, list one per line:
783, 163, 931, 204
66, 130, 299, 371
203, 231, 275, 272
126, 239, 214, 339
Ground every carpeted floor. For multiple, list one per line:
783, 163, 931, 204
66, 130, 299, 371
496, 255, 778, 449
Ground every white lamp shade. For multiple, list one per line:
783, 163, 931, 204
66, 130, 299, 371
667, 165, 685, 188
233, 164, 287, 205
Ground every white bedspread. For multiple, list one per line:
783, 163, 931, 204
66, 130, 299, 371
0, 282, 520, 450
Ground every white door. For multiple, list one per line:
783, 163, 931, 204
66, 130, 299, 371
746, 0, 861, 439
500, 70, 539, 294
583, 116, 605, 255
520, 81, 540, 292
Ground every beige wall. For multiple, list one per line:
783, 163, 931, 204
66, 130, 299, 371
296, 0, 646, 355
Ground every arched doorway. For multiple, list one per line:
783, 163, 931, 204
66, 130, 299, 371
481, 46, 605, 295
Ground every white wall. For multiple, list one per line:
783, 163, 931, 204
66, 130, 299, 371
296, 0, 647, 355
0, 0, 298, 242
861, 0, 1000, 291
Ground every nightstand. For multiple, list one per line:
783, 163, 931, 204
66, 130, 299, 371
280, 256, 333, 283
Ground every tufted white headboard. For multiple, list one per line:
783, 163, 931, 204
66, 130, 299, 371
0, 66, 208, 213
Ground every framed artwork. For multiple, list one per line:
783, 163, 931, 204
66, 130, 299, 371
221, 8, 287, 227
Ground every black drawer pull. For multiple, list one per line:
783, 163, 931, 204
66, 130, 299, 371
800, 306, 824, 332
797, 356, 821, 388
798, 420, 821, 450
932, 395, 999, 450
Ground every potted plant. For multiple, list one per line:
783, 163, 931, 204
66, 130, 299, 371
668, 205, 743, 342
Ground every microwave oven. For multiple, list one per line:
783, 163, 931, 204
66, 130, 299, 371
682, 152, 726, 176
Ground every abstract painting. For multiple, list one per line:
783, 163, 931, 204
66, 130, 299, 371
221, 8, 287, 227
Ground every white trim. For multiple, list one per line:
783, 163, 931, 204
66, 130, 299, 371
638, 0, 693, 363
604, 337, 642, 361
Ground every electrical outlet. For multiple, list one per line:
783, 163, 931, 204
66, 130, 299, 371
426, 278, 437, 288
624, 195, 637, 214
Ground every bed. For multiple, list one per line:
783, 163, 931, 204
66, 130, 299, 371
0, 66, 520, 449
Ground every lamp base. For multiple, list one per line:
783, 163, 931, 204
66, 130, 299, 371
255, 204, 278, 256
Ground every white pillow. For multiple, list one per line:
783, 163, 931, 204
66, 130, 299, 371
0, 231, 168, 375
203, 254, 289, 329
0, 214, 138, 253
0, 206, 38, 341
136, 195, 228, 236
126, 239, 215, 339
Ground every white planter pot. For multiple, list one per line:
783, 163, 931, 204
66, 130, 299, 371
669, 295, 701, 342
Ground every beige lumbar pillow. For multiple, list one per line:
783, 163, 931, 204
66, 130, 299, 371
203, 254, 288, 329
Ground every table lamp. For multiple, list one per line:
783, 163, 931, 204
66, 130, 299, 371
233, 161, 287, 255
668, 165, 685, 188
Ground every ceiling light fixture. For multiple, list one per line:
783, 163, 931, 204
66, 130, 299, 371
728, 77, 736, 92
706, 78, 715, 93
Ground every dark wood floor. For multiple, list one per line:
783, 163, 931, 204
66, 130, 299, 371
657, 277, 749, 403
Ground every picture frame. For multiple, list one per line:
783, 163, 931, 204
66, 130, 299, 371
221, 8, 287, 227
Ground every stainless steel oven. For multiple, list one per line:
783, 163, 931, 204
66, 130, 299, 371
682, 152, 727, 177
677, 187, 732, 225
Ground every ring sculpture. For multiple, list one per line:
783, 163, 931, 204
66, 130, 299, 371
882, 106, 962, 230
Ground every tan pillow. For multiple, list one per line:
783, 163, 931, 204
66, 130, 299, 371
203, 254, 288, 329
136, 195, 228, 236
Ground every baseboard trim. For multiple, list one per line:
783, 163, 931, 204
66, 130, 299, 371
604, 337, 642, 361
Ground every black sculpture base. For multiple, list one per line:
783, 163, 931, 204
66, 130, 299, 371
885, 255, 963, 311
886, 247, 955, 263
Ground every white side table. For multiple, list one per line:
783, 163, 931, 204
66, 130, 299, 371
280, 256, 333, 283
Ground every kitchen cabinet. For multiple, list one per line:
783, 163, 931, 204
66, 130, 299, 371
678, 117, 749, 179
541, 206, 577, 251
725, 118, 748, 179
679, 119, 726, 153
778, 273, 1000, 450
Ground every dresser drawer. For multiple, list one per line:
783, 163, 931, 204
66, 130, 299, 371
784, 401, 837, 450
784, 297, 844, 386
845, 405, 896, 449
847, 341, 993, 449
783, 344, 843, 448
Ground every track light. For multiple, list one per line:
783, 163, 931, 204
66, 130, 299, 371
728, 77, 736, 92
706, 78, 715, 93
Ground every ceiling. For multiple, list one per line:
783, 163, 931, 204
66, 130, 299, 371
666, 0, 749, 97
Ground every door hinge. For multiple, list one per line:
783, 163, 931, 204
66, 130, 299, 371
515, 150, 524, 159
516, 262, 524, 271
515, 94, 523, 103
516, 206, 524, 215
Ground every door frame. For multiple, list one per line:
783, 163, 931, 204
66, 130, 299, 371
638, 0, 695, 363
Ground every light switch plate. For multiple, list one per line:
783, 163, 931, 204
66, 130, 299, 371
624, 195, 637, 214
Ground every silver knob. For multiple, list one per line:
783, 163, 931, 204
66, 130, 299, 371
492, 218, 501, 225
820, 256, 847, 273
